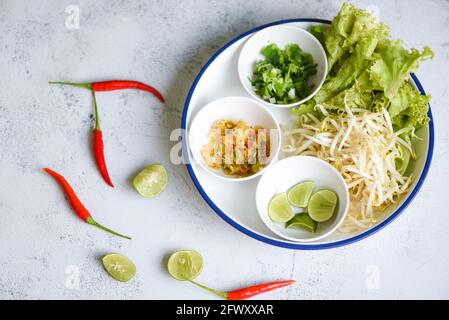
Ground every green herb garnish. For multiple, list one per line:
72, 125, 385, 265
250, 43, 317, 104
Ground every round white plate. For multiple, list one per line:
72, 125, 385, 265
181, 19, 434, 250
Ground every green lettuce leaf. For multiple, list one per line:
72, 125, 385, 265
291, 101, 317, 118
309, 25, 326, 46
389, 81, 431, 129
324, 3, 389, 73
320, 70, 375, 111
369, 40, 434, 100
311, 3, 389, 103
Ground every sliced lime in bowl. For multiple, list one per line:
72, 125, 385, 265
102, 253, 136, 282
167, 250, 203, 281
133, 164, 168, 198
268, 192, 294, 223
308, 190, 338, 222
287, 181, 314, 207
286, 213, 317, 232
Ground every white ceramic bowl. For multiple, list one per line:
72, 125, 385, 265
256, 156, 349, 242
238, 25, 328, 108
188, 96, 281, 182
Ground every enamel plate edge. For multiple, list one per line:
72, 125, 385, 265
181, 19, 435, 250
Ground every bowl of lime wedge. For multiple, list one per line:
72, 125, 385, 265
256, 156, 349, 242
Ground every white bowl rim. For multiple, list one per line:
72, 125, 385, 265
188, 96, 282, 182
255, 155, 350, 242
238, 24, 329, 108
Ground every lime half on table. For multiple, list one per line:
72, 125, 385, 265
287, 181, 314, 208
268, 192, 295, 223
102, 253, 136, 282
133, 164, 168, 198
308, 190, 338, 222
167, 250, 203, 281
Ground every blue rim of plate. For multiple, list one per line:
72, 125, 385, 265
181, 18, 435, 250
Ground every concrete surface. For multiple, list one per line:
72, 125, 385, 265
0, 0, 448, 299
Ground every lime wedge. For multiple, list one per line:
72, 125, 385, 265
286, 213, 317, 233
287, 181, 314, 207
268, 192, 294, 223
102, 253, 136, 282
167, 250, 203, 281
308, 190, 338, 222
133, 164, 168, 198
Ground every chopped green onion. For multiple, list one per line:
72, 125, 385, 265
250, 43, 317, 104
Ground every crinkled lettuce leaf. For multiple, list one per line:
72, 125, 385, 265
324, 3, 390, 73
310, 3, 390, 104
369, 40, 434, 100
291, 100, 317, 117
320, 70, 375, 111
309, 25, 326, 47
389, 81, 431, 129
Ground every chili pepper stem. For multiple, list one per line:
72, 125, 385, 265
92, 92, 100, 130
86, 217, 131, 240
188, 280, 228, 299
48, 81, 92, 90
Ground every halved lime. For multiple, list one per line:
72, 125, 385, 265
167, 250, 203, 281
287, 181, 314, 208
133, 164, 168, 198
268, 192, 294, 223
102, 253, 136, 282
308, 190, 338, 222
286, 213, 317, 233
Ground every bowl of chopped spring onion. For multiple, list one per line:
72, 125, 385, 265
238, 25, 328, 108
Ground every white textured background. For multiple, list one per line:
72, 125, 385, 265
0, 0, 448, 299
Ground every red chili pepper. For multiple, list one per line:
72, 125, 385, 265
48, 80, 165, 103
189, 279, 295, 300
43, 168, 131, 240
227, 280, 296, 300
92, 92, 114, 187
